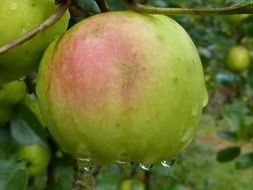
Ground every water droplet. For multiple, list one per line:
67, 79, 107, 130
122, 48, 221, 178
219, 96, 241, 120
161, 159, 176, 168
161, 161, 171, 168
9, 2, 18, 10
116, 160, 126, 165
81, 166, 90, 174
78, 158, 92, 174
139, 163, 152, 171
78, 158, 91, 162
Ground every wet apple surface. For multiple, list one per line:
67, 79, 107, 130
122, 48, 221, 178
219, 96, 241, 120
37, 11, 208, 164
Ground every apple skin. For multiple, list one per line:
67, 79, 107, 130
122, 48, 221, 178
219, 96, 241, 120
17, 144, 51, 176
225, 46, 250, 72
0, 106, 12, 127
0, 80, 26, 106
0, 0, 70, 84
37, 11, 207, 164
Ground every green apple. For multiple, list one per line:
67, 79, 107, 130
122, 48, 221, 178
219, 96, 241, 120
225, 45, 250, 72
228, 14, 249, 24
17, 144, 51, 176
36, 11, 207, 164
120, 179, 145, 190
0, 0, 70, 84
0, 80, 26, 106
0, 106, 12, 127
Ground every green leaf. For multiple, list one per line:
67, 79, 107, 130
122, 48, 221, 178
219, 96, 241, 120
5, 170, 28, 190
18, 104, 47, 143
216, 130, 238, 141
0, 160, 28, 190
10, 109, 47, 146
217, 146, 241, 162
235, 152, 253, 169
220, 101, 247, 131
73, 0, 100, 14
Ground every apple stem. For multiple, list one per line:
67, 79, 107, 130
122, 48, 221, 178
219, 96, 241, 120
95, 0, 110, 12
124, 0, 253, 15
0, 0, 71, 55
72, 159, 96, 190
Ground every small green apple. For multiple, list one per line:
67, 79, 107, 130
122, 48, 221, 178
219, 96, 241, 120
0, 80, 26, 106
0, 0, 70, 84
17, 144, 51, 176
120, 179, 145, 190
0, 106, 12, 127
225, 46, 250, 72
37, 11, 207, 164
228, 14, 249, 24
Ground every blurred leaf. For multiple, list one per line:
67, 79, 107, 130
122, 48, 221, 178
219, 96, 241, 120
18, 105, 47, 142
220, 101, 247, 131
10, 109, 47, 146
107, 0, 126, 10
217, 146, 241, 162
73, 0, 100, 14
235, 152, 253, 169
0, 160, 28, 190
45, 158, 74, 190
5, 170, 28, 190
216, 130, 238, 141
247, 64, 253, 89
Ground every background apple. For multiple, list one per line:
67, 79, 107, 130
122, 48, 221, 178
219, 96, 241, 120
120, 179, 145, 190
37, 11, 207, 164
225, 45, 250, 72
17, 144, 51, 176
0, 80, 26, 106
228, 14, 249, 24
0, 0, 70, 84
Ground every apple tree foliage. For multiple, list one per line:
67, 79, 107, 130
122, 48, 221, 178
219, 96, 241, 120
1, 0, 253, 190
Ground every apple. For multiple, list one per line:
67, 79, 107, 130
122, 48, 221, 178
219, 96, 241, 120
120, 179, 145, 190
0, 0, 70, 84
225, 45, 250, 72
0, 106, 12, 127
0, 80, 26, 106
228, 14, 249, 24
36, 11, 207, 164
17, 144, 51, 176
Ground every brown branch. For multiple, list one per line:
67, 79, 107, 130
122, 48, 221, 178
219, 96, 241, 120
0, 0, 71, 55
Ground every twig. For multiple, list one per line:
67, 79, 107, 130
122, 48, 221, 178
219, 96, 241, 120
124, 0, 253, 15
0, 0, 71, 55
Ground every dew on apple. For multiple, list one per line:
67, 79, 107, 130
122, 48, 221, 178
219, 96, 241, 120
78, 157, 93, 173
116, 160, 127, 165
139, 163, 153, 171
161, 159, 177, 168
